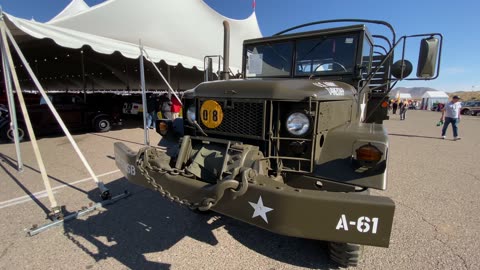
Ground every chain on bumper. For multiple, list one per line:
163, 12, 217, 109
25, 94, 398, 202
136, 147, 250, 211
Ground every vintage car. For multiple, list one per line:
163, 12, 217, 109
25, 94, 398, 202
0, 93, 122, 142
461, 100, 480, 115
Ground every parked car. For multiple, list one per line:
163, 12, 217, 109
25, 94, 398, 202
0, 94, 122, 142
460, 100, 480, 115
470, 109, 480, 116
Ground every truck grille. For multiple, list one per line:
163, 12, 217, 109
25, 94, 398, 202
199, 99, 265, 139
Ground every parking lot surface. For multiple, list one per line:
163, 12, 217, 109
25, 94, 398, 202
0, 110, 478, 270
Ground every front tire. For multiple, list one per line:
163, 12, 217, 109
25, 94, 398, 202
94, 117, 111, 132
328, 242, 364, 267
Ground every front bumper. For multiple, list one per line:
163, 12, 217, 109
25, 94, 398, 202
114, 142, 395, 247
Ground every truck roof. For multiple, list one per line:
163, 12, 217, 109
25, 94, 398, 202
244, 24, 372, 46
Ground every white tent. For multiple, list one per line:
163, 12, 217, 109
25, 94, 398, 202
398, 93, 412, 100
47, 0, 90, 24
422, 91, 449, 98
5, 0, 262, 71
421, 91, 449, 110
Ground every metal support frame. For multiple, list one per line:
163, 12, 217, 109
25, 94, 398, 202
0, 21, 61, 215
0, 27, 22, 172
141, 48, 182, 106
0, 16, 131, 234
28, 191, 130, 236
139, 42, 150, 146
3, 24, 111, 200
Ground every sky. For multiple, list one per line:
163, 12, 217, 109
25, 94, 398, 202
1, 0, 479, 92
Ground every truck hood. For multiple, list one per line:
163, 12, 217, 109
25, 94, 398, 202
191, 79, 357, 101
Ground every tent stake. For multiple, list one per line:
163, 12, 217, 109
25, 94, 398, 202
28, 191, 130, 236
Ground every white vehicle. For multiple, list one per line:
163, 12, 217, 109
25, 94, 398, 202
122, 102, 143, 115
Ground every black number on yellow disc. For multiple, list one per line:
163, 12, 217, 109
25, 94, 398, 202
200, 100, 223, 128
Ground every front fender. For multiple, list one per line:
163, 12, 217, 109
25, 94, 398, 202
315, 123, 389, 190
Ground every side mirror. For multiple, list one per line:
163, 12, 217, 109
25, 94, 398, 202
391, 60, 413, 79
416, 37, 440, 78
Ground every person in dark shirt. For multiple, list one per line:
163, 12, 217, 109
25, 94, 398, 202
146, 94, 159, 129
399, 100, 408, 120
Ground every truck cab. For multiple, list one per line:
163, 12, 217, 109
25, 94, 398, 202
115, 19, 442, 267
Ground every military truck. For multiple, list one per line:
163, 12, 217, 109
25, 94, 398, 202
114, 19, 442, 267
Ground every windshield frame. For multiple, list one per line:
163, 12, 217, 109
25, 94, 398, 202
242, 25, 367, 79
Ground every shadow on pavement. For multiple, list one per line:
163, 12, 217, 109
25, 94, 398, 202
88, 132, 146, 146
61, 178, 335, 269
0, 153, 89, 196
0, 154, 51, 215
389, 133, 443, 140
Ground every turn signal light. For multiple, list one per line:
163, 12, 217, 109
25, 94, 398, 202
381, 101, 389, 108
158, 121, 168, 136
356, 144, 382, 162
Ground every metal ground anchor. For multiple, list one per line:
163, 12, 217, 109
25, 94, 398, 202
48, 206, 64, 221
27, 191, 130, 237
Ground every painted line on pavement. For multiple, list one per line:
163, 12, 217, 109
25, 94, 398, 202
0, 169, 121, 209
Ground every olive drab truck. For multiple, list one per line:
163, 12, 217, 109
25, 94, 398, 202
114, 19, 442, 267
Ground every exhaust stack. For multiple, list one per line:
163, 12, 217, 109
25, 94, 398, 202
222, 20, 230, 80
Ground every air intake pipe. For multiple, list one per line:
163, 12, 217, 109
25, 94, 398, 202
222, 20, 230, 80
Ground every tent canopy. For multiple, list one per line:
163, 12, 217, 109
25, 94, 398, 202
422, 91, 449, 98
4, 0, 262, 71
398, 93, 412, 99
47, 0, 90, 24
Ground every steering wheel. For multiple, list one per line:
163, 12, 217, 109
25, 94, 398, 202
309, 60, 347, 79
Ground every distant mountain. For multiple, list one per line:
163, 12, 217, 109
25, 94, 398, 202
389, 87, 440, 99
449, 91, 480, 101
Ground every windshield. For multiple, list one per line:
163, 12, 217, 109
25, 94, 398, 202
245, 42, 293, 77
245, 34, 358, 78
295, 35, 358, 76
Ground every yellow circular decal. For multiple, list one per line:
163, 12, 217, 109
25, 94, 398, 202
200, 100, 223, 128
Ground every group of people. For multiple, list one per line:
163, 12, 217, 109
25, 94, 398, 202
389, 95, 463, 140
390, 99, 409, 120
146, 93, 182, 129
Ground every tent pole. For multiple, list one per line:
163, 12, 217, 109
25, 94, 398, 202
81, 49, 87, 103
142, 49, 182, 106
167, 65, 171, 85
139, 42, 149, 146
3, 22, 111, 201
0, 22, 60, 215
0, 29, 23, 172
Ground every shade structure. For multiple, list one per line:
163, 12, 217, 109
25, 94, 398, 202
47, 0, 90, 24
421, 91, 449, 110
4, 0, 262, 71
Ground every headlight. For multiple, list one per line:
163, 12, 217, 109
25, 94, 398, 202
187, 105, 196, 123
286, 112, 310, 136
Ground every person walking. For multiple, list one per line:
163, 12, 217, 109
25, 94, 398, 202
392, 101, 398, 114
171, 94, 182, 119
440, 95, 462, 140
146, 94, 158, 129
159, 93, 172, 120
399, 100, 408, 120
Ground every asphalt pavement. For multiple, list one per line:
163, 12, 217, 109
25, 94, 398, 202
0, 110, 478, 270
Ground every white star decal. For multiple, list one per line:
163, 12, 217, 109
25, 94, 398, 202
248, 196, 274, 223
